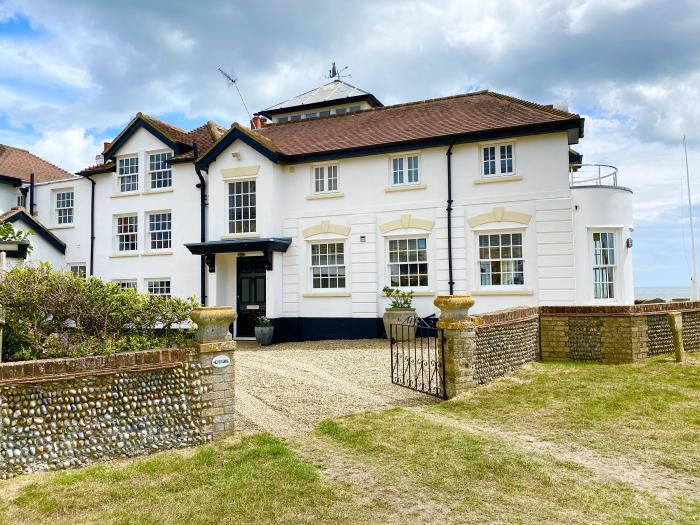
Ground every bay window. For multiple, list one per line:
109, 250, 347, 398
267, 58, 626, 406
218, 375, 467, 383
592, 232, 616, 299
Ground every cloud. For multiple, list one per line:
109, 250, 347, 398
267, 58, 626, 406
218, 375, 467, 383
1, 0, 700, 285
19, 128, 102, 173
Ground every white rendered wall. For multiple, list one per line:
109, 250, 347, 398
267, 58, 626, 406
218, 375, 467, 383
572, 186, 635, 304
88, 127, 201, 299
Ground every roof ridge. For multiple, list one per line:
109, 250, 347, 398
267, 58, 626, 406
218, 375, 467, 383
140, 113, 192, 138
485, 90, 580, 118
0, 144, 73, 177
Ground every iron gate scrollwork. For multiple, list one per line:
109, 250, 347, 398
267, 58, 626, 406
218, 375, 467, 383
390, 316, 446, 399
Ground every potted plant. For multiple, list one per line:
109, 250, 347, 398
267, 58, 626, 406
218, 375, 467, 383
382, 286, 417, 342
254, 315, 274, 346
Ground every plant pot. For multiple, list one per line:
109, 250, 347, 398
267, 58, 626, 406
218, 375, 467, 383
254, 326, 274, 346
382, 308, 417, 342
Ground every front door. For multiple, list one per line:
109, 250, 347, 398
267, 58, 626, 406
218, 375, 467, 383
236, 256, 266, 337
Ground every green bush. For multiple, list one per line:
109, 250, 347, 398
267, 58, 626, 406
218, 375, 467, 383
382, 286, 414, 309
0, 264, 197, 361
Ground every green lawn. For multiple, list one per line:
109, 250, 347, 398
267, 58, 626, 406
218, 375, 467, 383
1, 354, 698, 524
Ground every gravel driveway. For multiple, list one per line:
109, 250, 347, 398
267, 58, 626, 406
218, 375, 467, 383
234, 339, 438, 436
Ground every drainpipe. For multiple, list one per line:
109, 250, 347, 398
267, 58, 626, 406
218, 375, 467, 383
194, 143, 207, 306
84, 175, 96, 276
446, 142, 456, 295
29, 173, 35, 216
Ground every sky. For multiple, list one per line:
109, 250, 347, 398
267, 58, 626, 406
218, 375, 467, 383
0, 0, 699, 287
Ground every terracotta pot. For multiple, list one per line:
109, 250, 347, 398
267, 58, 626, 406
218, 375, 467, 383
382, 308, 417, 342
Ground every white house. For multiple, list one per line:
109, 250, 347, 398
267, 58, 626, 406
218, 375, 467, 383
19, 80, 635, 341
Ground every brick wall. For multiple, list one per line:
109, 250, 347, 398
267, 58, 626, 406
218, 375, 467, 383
474, 307, 540, 384
540, 303, 700, 363
0, 346, 235, 479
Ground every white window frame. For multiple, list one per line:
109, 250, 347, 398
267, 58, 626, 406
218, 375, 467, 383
54, 189, 74, 226
146, 278, 171, 297
481, 142, 515, 178
312, 164, 339, 194
114, 279, 137, 290
227, 179, 256, 234
386, 235, 429, 290
591, 230, 617, 301
117, 155, 140, 193
146, 210, 172, 252
309, 241, 347, 290
390, 154, 421, 187
115, 214, 138, 253
476, 230, 525, 288
147, 150, 173, 190
68, 263, 86, 278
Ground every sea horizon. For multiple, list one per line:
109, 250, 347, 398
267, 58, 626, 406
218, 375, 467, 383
635, 286, 692, 300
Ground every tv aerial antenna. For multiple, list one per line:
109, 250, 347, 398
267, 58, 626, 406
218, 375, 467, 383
327, 62, 351, 80
217, 67, 252, 120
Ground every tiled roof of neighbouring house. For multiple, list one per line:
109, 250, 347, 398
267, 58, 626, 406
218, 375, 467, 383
0, 144, 75, 183
258, 79, 383, 117
251, 90, 583, 158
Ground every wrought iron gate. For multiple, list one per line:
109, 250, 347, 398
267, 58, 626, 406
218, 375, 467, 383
390, 316, 446, 399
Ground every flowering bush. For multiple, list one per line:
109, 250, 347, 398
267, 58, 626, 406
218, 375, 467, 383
0, 264, 197, 361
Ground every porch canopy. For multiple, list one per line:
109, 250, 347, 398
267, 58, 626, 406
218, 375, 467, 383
184, 237, 292, 271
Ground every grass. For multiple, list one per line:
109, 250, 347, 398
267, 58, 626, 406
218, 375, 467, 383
1, 353, 698, 524
317, 409, 699, 524
430, 353, 700, 477
0, 434, 380, 525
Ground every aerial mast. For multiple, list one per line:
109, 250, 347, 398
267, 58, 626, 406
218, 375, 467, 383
684, 135, 699, 300
217, 67, 252, 121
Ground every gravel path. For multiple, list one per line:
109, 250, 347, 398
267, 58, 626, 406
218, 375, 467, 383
233, 339, 438, 436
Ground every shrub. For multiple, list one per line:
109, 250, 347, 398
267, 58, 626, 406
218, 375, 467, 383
382, 286, 414, 309
255, 315, 273, 328
0, 264, 197, 361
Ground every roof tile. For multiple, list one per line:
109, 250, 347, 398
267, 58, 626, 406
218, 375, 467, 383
0, 144, 75, 183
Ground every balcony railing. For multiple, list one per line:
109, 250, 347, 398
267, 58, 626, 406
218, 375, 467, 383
569, 163, 619, 188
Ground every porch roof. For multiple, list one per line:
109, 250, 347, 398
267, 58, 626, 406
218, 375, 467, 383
184, 237, 292, 255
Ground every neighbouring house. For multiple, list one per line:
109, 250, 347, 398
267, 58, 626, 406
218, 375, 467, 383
0, 144, 70, 269
14, 79, 634, 341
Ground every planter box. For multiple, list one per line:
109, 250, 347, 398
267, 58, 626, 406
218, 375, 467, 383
383, 308, 417, 342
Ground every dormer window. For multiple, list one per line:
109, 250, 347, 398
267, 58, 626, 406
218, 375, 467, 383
305, 112, 318, 119
335, 108, 347, 115
348, 106, 361, 113
482, 144, 514, 178
118, 156, 139, 192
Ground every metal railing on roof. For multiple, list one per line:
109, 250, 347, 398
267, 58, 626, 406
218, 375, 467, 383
569, 163, 619, 187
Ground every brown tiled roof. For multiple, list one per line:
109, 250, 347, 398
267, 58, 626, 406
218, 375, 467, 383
253, 90, 582, 157
171, 121, 226, 162
0, 144, 75, 183
77, 160, 116, 177
103, 113, 192, 155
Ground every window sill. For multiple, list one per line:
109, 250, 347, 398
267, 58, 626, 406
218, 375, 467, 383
143, 187, 174, 195
50, 224, 75, 230
302, 291, 351, 298
109, 253, 139, 259
111, 191, 142, 199
221, 232, 261, 240
305, 192, 344, 200
143, 250, 173, 256
384, 184, 427, 193
471, 289, 533, 296
381, 290, 435, 297
474, 175, 522, 185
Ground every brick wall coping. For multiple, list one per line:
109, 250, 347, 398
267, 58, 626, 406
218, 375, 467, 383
0, 348, 188, 385
475, 306, 540, 328
540, 302, 700, 317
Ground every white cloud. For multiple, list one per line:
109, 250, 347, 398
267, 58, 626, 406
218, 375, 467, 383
20, 128, 102, 173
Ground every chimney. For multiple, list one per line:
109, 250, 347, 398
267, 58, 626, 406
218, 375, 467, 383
250, 115, 267, 129
103, 141, 111, 152
95, 154, 104, 165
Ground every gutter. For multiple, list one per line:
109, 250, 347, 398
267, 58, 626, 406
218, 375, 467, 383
193, 143, 208, 306
446, 142, 456, 295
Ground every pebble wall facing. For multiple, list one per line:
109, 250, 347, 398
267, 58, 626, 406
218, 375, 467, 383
0, 347, 235, 479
